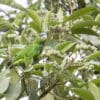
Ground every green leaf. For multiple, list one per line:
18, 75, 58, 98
88, 82, 100, 100
71, 88, 95, 100
44, 63, 53, 73
86, 51, 100, 62
31, 70, 43, 77
0, 0, 13, 5
95, 14, 100, 22
49, 20, 60, 26
64, 6, 97, 22
2, 2, 42, 33
29, 0, 41, 10
92, 79, 100, 87
82, 15, 93, 20
42, 11, 51, 32
56, 41, 76, 53
92, 64, 100, 74
5, 69, 21, 100
24, 64, 43, 77
71, 27, 99, 36
5, 82, 21, 100
26, 9, 41, 31
71, 20, 100, 30
33, 64, 44, 70
96, 0, 100, 3
0, 0, 24, 11
60, 56, 68, 70
0, 70, 10, 94
57, 7, 63, 23
0, 17, 14, 31
30, 21, 42, 33
12, 11, 25, 27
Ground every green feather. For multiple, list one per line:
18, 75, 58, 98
14, 38, 45, 65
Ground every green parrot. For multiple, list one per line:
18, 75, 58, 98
14, 33, 47, 65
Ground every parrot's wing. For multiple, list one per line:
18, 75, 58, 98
15, 44, 33, 60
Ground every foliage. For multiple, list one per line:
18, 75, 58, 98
0, 0, 100, 100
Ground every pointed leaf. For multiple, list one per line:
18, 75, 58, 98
82, 15, 93, 20
0, 0, 13, 5
64, 6, 97, 22
33, 64, 44, 70
57, 7, 63, 23
0, 70, 10, 94
0, 17, 14, 31
30, 21, 42, 33
95, 14, 100, 22
71, 20, 100, 30
71, 27, 99, 36
26, 9, 41, 30
49, 20, 60, 26
86, 51, 100, 62
0, 0, 25, 11
29, 0, 41, 10
5, 82, 21, 100
44, 63, 53, 73
71, 88, 95, 100
42, 11, 51, 32
5, 69, 21, 100
92, 79, 100, 87
12, 11, 25, 27
56, 41, 76, 53
88, 82, 100, 100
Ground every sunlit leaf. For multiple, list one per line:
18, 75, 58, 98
0, 0, 13, 5
44, 63, 53, 73
0, 0, 24, 10
26, 9, 41, 31
57, 7, 63, 23
95, 14, 100, 22
64, 6, 97, 22
33, 64, 44, 70
56, 41, 76, 53
12, 11, 25, 27
42, 11, 51, 32
24, 64, 43, 77
71, 88, 95, 100
71, 27, 99, 36
86, 51, 100, 62
5, 82, 21, 100
71, 20, 100, 29
0, 70, 10, 94
5, 69, 21, 100
0, 17, 14, 31
82, 15, 93, 20
49, 20, 60, 26
29, 0, 41, 10
92, 79, 100, 87
30, 21, 42, 33
88, 82, 100, 100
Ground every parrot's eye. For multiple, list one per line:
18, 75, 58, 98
40, 32, 47, 39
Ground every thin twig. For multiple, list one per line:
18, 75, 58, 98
39, 81, 58, 98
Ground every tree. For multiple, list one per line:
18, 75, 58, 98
0, 0, 100, 100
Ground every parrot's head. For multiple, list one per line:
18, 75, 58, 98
40, 32, 47, 40
34, 32, 47, 45
39, 32, 47, 43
